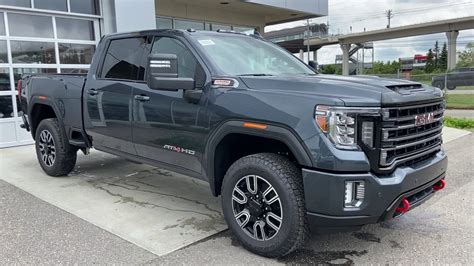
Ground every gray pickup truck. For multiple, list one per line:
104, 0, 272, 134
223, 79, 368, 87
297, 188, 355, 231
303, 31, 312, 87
19, 29, 447, 257
432, 67, 474, 90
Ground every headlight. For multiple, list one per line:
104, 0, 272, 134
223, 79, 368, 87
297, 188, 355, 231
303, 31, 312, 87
315, 105, 380, 150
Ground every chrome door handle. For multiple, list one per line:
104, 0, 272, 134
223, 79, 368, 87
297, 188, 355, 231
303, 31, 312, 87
134, 95, 150, 102
88, 88, 99, 96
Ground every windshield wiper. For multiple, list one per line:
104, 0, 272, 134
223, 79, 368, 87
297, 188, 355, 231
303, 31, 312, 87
237, 73, 274, 76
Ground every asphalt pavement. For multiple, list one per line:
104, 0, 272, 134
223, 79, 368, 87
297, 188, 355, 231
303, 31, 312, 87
1, 134, 473, 264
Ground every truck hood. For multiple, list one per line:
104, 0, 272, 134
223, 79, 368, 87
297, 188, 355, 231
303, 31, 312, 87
239, 74, 444, 107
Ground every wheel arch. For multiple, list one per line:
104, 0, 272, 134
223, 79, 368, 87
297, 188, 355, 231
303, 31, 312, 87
205, 120, 313, 196
29, 98, 62, 139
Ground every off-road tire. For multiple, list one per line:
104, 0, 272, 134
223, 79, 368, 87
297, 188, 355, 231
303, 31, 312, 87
35, 118, 77, 176
221, 153, 308, 258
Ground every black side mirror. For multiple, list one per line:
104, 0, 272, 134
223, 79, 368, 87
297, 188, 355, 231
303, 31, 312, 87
308, 60, 317, 70
147, 53, 195, 91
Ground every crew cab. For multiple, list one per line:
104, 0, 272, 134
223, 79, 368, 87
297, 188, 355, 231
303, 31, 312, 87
19, 29, 447, 257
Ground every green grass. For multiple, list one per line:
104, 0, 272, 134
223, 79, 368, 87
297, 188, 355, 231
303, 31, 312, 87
445, 94, 474, 109
444, 116, 474, 130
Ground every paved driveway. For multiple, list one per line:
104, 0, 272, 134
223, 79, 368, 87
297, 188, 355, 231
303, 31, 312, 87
1, 134, 473, 264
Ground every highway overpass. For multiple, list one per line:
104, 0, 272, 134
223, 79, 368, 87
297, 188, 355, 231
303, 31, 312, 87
305, 16, 474, 75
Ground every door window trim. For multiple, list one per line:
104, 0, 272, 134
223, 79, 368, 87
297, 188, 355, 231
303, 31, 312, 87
96, 35, 150, 83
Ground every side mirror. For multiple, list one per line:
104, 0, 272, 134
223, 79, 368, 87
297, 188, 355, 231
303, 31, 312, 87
308, 60, 318, 70
147, 53, 195, 91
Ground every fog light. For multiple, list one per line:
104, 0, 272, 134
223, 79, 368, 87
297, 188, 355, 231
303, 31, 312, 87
344, 181, 365, 208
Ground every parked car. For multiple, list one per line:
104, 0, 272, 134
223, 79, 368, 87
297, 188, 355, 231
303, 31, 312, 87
19, 29, 447, 257
432, 67, 474, 90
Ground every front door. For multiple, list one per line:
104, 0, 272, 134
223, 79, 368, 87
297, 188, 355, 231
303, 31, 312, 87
84, 36, 149, 155
132, 35, 208, 175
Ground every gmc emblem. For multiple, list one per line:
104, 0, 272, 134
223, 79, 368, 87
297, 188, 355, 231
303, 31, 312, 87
415, 112, 435, 126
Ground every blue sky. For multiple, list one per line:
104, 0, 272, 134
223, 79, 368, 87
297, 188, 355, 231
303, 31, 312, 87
265, 0, 474, 64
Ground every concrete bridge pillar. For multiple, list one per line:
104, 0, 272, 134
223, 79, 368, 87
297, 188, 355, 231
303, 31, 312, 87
341, 44, 351, 76
299, 49, 304, 61
446, 31, 459, 71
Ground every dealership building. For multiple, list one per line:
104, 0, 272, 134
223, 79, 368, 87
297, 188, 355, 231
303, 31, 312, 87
0, 0, 327, 148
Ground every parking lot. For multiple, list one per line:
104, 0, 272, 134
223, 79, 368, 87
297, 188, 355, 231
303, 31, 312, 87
1, 130, 473, 264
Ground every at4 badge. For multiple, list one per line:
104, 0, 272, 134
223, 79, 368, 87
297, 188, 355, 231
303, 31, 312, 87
163, 145, 196, 155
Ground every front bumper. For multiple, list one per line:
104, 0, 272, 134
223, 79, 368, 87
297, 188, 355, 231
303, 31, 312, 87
303, 150, 447, 227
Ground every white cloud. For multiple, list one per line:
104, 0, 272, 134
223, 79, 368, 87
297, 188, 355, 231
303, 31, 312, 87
266, 0, 474, 64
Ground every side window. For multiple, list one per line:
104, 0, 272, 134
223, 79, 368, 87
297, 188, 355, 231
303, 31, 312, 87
151, 37, 198, 79
100, 37, 148, 81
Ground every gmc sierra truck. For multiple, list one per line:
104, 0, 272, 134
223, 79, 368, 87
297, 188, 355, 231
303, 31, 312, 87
19, 29, 447, 258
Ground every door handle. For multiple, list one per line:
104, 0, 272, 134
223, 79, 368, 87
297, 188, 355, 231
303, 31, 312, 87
134, 95, 150, 102
88, 88, 99, 96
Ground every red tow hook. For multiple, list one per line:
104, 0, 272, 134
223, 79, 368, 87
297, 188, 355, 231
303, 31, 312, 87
432, 179, 446, 191
395, 198, 411, 213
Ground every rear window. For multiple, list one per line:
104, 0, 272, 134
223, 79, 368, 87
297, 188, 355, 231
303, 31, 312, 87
100, 37, 148, 81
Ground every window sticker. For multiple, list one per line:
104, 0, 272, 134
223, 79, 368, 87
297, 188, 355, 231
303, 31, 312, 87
198, 39, 216, 46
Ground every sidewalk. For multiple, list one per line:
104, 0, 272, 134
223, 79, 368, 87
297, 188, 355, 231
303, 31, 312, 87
445, 109, 474, 119
446, 90, 474, 95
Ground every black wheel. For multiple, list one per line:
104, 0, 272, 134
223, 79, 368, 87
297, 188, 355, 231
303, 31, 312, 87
433, 82, 444, 89
221, 153, 308, 258
447, 85, 456, 90
35, 118, 77, 176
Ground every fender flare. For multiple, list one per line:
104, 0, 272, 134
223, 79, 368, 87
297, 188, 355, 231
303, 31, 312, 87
204, 120, 313, 196
28, 96, 64, 138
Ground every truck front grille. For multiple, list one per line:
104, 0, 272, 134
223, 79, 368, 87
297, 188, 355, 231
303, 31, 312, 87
378, 101, 444, 171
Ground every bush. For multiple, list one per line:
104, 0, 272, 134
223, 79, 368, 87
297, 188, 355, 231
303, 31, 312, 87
444, 117, 474, 129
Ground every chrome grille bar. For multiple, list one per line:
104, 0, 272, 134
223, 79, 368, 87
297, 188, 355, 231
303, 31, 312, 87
379, 100, 444, 169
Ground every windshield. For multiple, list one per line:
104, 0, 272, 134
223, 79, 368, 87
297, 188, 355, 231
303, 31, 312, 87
193, 33, 315, 76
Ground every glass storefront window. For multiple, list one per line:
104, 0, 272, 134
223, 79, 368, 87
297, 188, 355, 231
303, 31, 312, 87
70, 0, 100, 15
156, 17, 173, 30
56, 17, 95, 40
8, 13, 54, 38
0, 95, 14, 118
0, 12, 5, 36
59, 43, 95, 64
0, 68, 9, 91
0, 40, 7, 63
233, 26, 256, 33
174, 19, 205, 30
211, 24, 232, 31
0, 0, 30, 8
11, 41, 56, 64
34, 0, 67, 12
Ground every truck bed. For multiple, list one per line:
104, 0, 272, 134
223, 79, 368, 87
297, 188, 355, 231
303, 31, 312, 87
21, 74, 87, 141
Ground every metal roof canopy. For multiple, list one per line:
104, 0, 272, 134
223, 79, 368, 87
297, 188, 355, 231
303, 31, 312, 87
156, 0, 327, 27
306, 16, 474, 46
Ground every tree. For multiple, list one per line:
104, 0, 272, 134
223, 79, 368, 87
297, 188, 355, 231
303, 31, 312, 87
439, 42, 448, 70
457, 42, 474, 68
434, 41, 440, 68
425, 49, 435, 73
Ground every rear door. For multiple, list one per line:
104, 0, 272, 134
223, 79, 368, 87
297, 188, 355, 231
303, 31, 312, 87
83, 36, 149, 155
